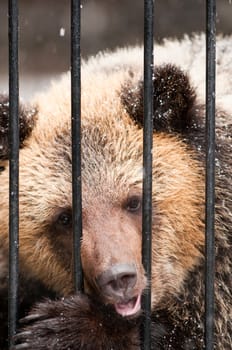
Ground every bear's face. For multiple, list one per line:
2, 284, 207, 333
0, 64, 204, 317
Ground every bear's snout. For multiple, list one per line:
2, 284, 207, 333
97, 263, 137, 296
97, 264, 141, 317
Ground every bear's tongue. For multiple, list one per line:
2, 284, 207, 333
115, 294, 141, 317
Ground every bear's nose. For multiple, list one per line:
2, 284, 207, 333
97, 263, 137, 298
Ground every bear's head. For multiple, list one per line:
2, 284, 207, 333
0, 64, 204, 317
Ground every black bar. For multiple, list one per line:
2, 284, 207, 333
8, 0, 19, 347
205, 0, 216, 349
71, 0, 83, 292
142, 1, 154, 349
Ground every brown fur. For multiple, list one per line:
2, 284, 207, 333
0, 35, 231, 349
0, 78, 204, 301
15, 295, 141, 350
0, 94, 37, 160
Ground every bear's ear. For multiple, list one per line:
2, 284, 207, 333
121, 64, 197, 133
0, 94, 37, 160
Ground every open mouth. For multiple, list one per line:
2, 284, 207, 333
114, 294, 141, 317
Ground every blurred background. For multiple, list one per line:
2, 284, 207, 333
0, 0, 231, 98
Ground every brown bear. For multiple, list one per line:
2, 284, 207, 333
0, 34, 231, 349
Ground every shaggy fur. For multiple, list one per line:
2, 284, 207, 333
0, 34, 231, 349
0, 94, 37, 160
14, 295, 141, 350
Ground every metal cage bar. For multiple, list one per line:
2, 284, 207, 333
8, 0, 19, 347
5, 1, 218, 349
71, 0, 83, 292
141, 0, 154, 348
205, 0, 216, 349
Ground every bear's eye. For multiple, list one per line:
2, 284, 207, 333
56, 211, 72, 228
125, 196, 142, 213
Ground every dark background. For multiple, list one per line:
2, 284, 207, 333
0, 0, 231, 96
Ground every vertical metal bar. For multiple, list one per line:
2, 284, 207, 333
142, 1, 154, 349
71, 0, 83, 292
205, 0, 216, 349
8, 0, 19, 347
